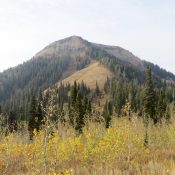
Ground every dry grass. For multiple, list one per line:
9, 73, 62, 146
58, 62, 113, 90
1, 115, 175, 175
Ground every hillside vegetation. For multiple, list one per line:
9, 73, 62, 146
0, 36, 175, 175
0, 115, 175, 175
59, 62, 113, 90
0, 36, 175, 118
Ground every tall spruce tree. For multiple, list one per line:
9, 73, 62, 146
87, 100, 92, 114
75, 92, 85, 133
28, 95, 37, 139
103, 100, 113, 128
37, 102, 43, 130
72, 81, 78, 106
156, 89, 166, 121
96, 81, 100, 96
144, 66, 156, 124
8, 111, 17, 132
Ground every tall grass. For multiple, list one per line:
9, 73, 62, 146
0, 115, 175, 175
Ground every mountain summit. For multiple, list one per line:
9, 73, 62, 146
35, 35, 143, 69
35, 36, 89, 58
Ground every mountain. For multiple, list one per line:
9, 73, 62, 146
35, 35, 144, 71
34, 35, 175, 83
0, 36, 175, 117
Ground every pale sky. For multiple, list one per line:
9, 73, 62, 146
0, 0, 175, 73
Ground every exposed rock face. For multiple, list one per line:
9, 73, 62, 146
35, 35, 144, 69
35, 36, 91, 58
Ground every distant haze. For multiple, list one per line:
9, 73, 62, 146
0, 0, 175, 74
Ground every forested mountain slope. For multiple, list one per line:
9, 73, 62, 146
0, 36, 174, 117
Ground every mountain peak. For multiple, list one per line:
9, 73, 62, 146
34, 36, 145, 71
35, 35, 89, 58
35, 35, 144, 68
64, 35, 84, 41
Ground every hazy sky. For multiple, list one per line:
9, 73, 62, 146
0, 0, 175, 73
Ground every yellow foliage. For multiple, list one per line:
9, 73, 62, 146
0, 116, 175, 174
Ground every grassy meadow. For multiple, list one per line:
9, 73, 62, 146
0, 115, 175, 175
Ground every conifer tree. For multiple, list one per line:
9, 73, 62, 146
37, 102, 43, 130
72, 81, 78, 106
59, 101, 65, 123
75, 92, 85, 133
28, 95, 37, 139
96, 81, 100, 96
87, 100, 92, 114
173, 88, 175, 106
103, 100, 112, 128
38, 89, 43, 102
8, 111, 17, 132
156, 89, 166, 121
18, 105, 24, 121
83, 96, 88, 113
165, 105, 171, 123
104, 77, 110, 93
144, 66, 156, 124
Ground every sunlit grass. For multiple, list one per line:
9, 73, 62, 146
0, 115, 175, 175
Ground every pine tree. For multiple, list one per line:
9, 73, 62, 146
28, 95, 37, 139
59, 101, 65, 123
8, 111, 17, 132
83, 96, 88, 113
144, 66, 156, 124
104, 77, 110, 93
37, 102, 43, 130
103, 100, 112, 128
75, 92, 85, 133
87, 100, 92, 114
173, 88, 175, 107
156, 89, 166, 121
96, 81, 100, 96
165, 105, 171, 123
71, 81, 78, 107
38, 89, 43, 102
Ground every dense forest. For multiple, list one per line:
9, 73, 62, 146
0, 64, 174, 138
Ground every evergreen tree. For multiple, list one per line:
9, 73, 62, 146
59, 101, 65, 123
72, 81, 78, 106
156, 89, 166, 121
37, 102, 43, 130
96, 81, 100, 96
8, 111, 17, 132
103, 100, 112, 128
144, 66, 156, 124
87, 100, 92, 114
28, 95, 37, 139
83, 96, 88, 114
165, 105, 171, 123
104, 76, 110, 93
38, 89, 43, 102
75, 92, 85, 133
173, 88, 175, 106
